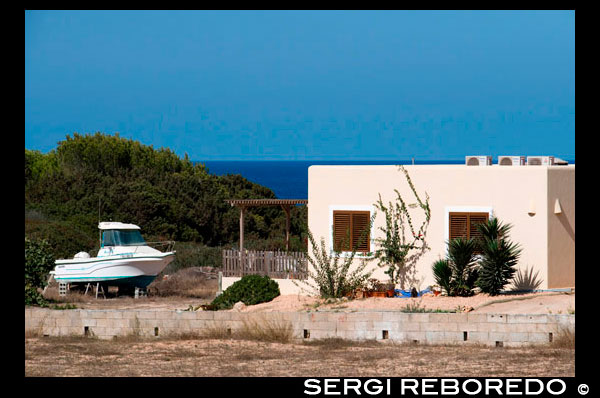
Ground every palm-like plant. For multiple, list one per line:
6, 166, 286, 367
431, 238, 479, 296
432, 259, 452, 295
447, 237, 479, 296
475, 217, 522, 296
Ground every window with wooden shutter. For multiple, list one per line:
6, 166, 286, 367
333, 210, 370, 252
449, 212, 489, 253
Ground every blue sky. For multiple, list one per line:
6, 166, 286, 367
25, 10, 574, 161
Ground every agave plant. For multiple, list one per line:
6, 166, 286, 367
511, 266, 542, 292
431, 238, 479, 297
432, 259, 452, 295
475, 217, 522, 296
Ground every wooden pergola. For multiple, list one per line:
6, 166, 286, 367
225, 199, 308, 251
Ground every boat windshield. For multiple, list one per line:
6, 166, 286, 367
102, 230, 146, 247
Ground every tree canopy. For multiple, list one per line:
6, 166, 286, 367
25, 132, 307, 259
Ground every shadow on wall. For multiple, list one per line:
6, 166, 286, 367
557, 213, 575, 242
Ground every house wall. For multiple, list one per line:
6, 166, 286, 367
547, 167, 575, 288
308, 165, 575, 291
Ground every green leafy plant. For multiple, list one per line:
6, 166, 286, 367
511, 266, 543, 292
373, 166, 431, 289
432, 259, 452, 295
446, 238, 479, 296
476, 217, 522, 296
25, 237, 56, 306
209, 274, 280, 310
293, 224, 375, 299
431, 238, 479, 297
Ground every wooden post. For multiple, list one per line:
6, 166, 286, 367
282, 205, 291, 251
239, 206, 246, 252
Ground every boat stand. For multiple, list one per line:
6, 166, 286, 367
84, 283, 106, 299
134, 287, 147, 299
58, 282, 68, 297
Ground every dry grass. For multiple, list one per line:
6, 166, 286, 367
148, 268, 218, 298
550, 328, 575, 349
25, 333, 574, 377
198, 316, 294, 343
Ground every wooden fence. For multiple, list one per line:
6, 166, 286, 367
222, 249, 308, 280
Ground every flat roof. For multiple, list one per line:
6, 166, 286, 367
98, 222, 141, 230
225, 199, 308, 207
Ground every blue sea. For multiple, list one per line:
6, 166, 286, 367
199, 159, 575, 200
197, 160, 456, 199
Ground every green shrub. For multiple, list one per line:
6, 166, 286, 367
25, 237, 56, 306
431, 238, 479, 297
209, 274, 280, 310
475, 218, 522, 296
294, 228, 374, 299
432, 259, 452, 295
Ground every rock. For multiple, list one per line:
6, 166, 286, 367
232, 301, 246, 311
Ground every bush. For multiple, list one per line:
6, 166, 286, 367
25, 237, 56, 306
209, 274, 280, 310
475, 217, 522, 296
431, 238, 479, 296
294, 229, 374, 299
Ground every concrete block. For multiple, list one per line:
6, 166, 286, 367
466, 313, 488, 323
425, 331, 447, 342
407, 313, 430, 323
213, 312, 232, 321
507, 314, 543, 324
372, 321, 396, 332
403, 331, 426, 342
448, 313, 469, 323
188, 319, 211, 329
154, 311, 175, 320
77, 318, 95, 328
422, 322, 458, 332
456, 322, 480, 332
311, 321, 337, 331
486, 314, 507, 323
133, 311, 156, 320
488, 332, 510, 342
428, 313, 451, 323
534, 323, 560, 333
194, 311, 216, 320
507, 332, 529, 342
396, 322, 421, 332
54, 317, 72, 328
528, 332, 552, 343
443, 331, 465, 341
466, 331, 490, 342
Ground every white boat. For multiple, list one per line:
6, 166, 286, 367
51, 222, 176, 288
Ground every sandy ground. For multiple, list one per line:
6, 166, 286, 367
62, 290, 574, 315
233, 291, 575, 314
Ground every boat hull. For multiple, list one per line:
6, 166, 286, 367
52, 253, 175, 288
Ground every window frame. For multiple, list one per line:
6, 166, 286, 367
328, 205, 374, 257
332, 210, 371, 253
444, 206, 493, 256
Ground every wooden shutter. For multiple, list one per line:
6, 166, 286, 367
351, 212, 370, 252
449, 213, 468, 240
468, 213, 489, 243
333, 212, 351, 251
449, 212, 489, 241
333, 210, 370, 252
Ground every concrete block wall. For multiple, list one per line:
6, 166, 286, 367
25, 307, 574, 347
